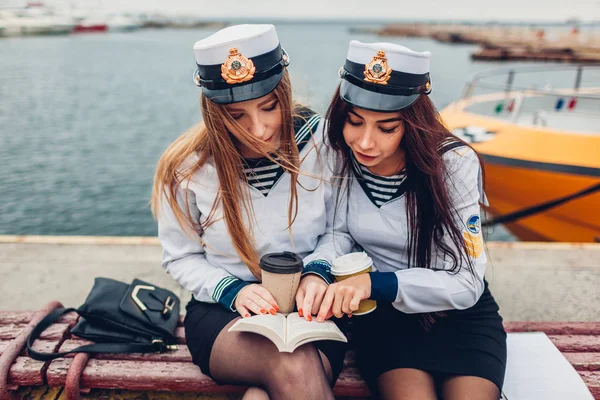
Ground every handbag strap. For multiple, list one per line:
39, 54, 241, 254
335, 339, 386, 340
27, 307, 172, 362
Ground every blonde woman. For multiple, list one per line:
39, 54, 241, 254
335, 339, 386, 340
151, 25, 352, 400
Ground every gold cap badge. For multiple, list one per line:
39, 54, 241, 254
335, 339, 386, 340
221, 48, 256, 84
364, 50, 392, 85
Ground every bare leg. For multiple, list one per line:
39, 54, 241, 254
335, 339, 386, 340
377, 368, 437, 400
441, 375, 500, 400
209, 318, 335, 400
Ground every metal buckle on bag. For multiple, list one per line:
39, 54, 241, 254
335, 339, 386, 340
131, 284, 156, 311
162, 296, 175, 315
152, 339, 178, 351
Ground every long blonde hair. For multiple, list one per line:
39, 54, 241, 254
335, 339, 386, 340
151, 71, 300, 279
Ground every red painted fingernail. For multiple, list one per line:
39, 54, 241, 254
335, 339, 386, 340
274, 305, 279, 312
269, 309, 277, 315
260, 309, 267, 314
298, 309, 303, 317
307, 315, 313, 322
245, 314, 251, 318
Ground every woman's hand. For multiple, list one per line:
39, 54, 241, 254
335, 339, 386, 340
317, 274, 371, 322
295, 274, 329, 321
234, 284, 279, 318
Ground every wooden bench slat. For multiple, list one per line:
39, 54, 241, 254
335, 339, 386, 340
59, 339, 193, 362
60, 320, 600, 345
0, 323, 71, 341
23, 340, 62, 357
58, 340, 361, 369
45, 358, 371, 396
46, 358, 70, 387
334, 367, 371, 397
579, 371, 600, 399
549, 335, 600, 352
0, 311, 78, 326
505, 322, 600, 335
564, 353, 600, 371
8, 356, 46, 386
47, 358, 240, 392
3, 314, 595, 334
0, 312, 35, 325
4, 339, 64, 388
168, 322, 600, 344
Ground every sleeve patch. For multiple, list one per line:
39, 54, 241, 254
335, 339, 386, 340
463, 231, 483, 258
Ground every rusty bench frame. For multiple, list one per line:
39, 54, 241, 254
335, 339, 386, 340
1, 301, 599, 400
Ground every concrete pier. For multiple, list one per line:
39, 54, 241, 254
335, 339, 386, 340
0, 236, 598, 322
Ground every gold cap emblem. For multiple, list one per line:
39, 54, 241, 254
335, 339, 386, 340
221, 48, 256, 84
364, 50, 392, 85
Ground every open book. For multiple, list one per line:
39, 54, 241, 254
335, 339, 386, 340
228, 313, 347, 352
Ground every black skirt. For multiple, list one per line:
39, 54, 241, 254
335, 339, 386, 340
351, 282, 507, 394
183, 297, 348, 383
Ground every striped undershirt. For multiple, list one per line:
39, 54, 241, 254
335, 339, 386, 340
351, 155, 407, 207
242, 112, 321, 196
243, 157, 283, 195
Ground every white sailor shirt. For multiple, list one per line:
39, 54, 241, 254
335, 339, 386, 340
347, 143, 488, 314
158, 109, 353, 310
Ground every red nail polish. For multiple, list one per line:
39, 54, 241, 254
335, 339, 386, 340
269, 309, 276, 315
260, 309, 267, 314
274, 305, 279, 312
245, 314, 251, 318
298, 309, 303, 317
307, 315, 313, 322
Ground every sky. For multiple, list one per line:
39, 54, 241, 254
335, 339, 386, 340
3, 0, 600, 22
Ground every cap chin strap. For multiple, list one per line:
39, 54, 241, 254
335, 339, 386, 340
339, 68, 432, 97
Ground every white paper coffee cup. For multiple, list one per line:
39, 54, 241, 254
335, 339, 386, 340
260, 252, 303, 314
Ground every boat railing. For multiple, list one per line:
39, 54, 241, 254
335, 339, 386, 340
462, 65, 600, 100
459, 65, 600, 129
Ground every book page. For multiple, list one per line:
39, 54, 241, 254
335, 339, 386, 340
286, 313, 347, 352
228, 314, 287, 352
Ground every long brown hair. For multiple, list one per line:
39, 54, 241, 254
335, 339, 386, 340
151, 71, 300, 279
326, 85, 480, 279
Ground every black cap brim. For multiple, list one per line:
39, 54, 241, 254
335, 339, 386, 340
339, 80, 420, 112
198, 69, 284, 104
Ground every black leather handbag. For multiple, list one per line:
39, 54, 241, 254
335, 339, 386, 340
27, 277, 180, 361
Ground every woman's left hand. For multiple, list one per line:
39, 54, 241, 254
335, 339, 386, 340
317, 274, 371, 322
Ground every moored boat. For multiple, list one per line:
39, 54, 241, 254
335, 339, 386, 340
441, 65, 600, 242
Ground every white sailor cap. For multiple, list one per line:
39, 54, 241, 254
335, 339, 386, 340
338, 40, 432, 112
192, 24, 289, 104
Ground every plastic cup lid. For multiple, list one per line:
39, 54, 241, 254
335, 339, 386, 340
331, 252, 373, 276
259, 251, 303, 274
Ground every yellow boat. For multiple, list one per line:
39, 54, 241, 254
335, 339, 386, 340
441, 66, 600, 243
